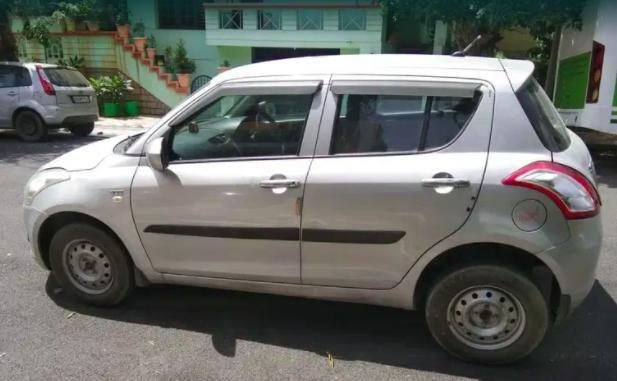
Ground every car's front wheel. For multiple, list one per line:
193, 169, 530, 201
49, 223, 134, 306
68, 123, 95, 137
425, 264, 549, 364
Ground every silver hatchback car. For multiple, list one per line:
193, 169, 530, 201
23, 55, 602, 364
0, 62, 98, 141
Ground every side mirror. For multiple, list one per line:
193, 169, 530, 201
146, 137, 168, 171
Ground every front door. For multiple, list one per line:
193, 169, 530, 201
131, 79, 325, 283
300, 76, 494, 289
0, 65, 26, 127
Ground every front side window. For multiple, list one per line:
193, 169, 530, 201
330, 91, 481, 155
170, 93, 314, 161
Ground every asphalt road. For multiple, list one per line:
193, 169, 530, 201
1, 130, 617, 381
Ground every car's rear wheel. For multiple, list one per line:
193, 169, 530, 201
15, 110, 48, 142
49, 223, 134, 306
68, 123, 95, 137
425, 264, 549, 364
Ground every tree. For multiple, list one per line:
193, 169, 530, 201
380, 0, 585, 55
0, 1, 19, 61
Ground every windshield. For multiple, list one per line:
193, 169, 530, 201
516, 78, 570, 152
44, 68, 90, 87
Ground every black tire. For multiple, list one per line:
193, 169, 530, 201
425, 264, 549, 364
68, 123, 95, 137
15, 110, 48, 142
49, 223, 134, 306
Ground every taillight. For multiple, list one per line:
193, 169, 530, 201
35, 65, 55, 96
502, 161, 600, 220
586, 41, 604, 103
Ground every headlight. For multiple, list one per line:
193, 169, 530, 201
24, 168, 70, 206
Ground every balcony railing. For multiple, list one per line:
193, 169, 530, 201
205, 3, 379, 32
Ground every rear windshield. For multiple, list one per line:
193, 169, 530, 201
44, 68, 90, 87
516, 78, 570, 152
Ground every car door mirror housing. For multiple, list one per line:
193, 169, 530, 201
146, 137, 169, 171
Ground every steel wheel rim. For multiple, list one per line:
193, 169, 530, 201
62, 240, 113, 295
447, 286, 526, 350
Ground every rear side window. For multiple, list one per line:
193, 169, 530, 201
516, 79, 570, 152
330, 92, 481, 154
44, 68, 90, 87
0, 66, 31, 88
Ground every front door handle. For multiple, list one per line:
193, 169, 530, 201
259, 179, 301, 189
422, 178, 470, 188
7, 91, 17, 96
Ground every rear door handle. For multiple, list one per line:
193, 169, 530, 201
260, 179, 301, 189
7, 91, 17, 96
422, 178, 470, 188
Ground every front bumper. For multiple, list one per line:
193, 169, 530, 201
24, 206, 49, 270
537, 215, 602, 313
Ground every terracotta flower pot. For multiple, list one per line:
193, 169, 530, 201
116, 24, 130, 38
147, 48, 156, 60
65, 17, 76, 32
134, 37, 147, 53
217, 66, 230, 74
85, 20, 100, 31
177, 73, 191, 88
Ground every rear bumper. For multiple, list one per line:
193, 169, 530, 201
537, 215, 602, 314
40, 104, 98, 126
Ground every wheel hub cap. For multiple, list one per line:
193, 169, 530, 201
448, 286, 526, 350
63, 240, 113, 294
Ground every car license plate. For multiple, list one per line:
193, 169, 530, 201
72, 95, 90, 104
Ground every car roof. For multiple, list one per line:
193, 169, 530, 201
213, 54, 534, 90
0, 62, 59, 69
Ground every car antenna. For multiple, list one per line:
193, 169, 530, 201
452, 35, 483, 57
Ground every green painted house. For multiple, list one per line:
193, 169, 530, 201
128, 0, 384, 78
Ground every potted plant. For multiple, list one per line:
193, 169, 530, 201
57, 2, 80, 32
115, 1, 130, 39
51, 11, 68, 32
57, 55, 85, 69
162, 45, 174, 74
146, 34, 157, 60
132, 21, 146, 53
90, 75, 133, 117
217, 60, 231, 74
81, 0, 103, 31
173, 39, 196, 88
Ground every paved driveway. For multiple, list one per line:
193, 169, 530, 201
1, 130, 617, 380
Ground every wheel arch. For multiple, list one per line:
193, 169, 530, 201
413, 243, 564, 322
12, 106, 44, 127
38, 211, 132, 270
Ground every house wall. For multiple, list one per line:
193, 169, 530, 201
128, 0, 218, 76
128, 0, 381, 77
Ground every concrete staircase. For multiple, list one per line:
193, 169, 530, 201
113, 34, 188, 109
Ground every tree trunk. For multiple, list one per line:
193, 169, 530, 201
0, 3, 18, 62
544, 28, 562, 100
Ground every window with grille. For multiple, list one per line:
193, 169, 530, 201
338, 9, 366, 31
158, 0, 205, 30
297, 9, 323, 30
258, 9, 282, 30
219, 9, 243, 29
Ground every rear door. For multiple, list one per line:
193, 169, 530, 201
300, 76, 494, 289
43, 67, 96, 109
0, 65, 29, 127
